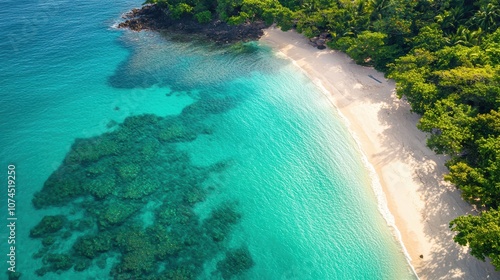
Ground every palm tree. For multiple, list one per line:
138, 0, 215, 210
470, 3, 500, 32
451, 26, 483, 47
435, 6, 465, 34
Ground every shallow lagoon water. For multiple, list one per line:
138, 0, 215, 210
0, 0, 416, 278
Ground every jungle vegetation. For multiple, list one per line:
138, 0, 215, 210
141, 0, 500, 270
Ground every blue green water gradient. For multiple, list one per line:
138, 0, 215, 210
0, 0, 416, 278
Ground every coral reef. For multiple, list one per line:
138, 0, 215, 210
32, 173, 83, 209
97, 200, 142, 229
158, 118, 197, 143
82, 173, 116, 199
204, 203, 241, 242
35, 254, 73, 276
7, 271, 21, 280
30, 215, 65, 238
217, 247, 255, 280
29, 97, 254, 279
73, 233, 113, 259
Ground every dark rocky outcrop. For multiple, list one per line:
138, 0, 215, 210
118, 5, 268, 44
309, 32, 331, 50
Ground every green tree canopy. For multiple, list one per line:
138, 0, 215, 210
450, 209, 500, 269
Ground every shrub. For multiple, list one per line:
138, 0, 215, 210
195, 11, 212, 24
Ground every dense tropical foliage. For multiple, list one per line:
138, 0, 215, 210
143, 0, 500, 270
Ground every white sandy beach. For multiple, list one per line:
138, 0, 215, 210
261, 27, 499, 279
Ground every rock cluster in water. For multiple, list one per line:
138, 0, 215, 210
118, 5, 267, 44
29, 95, 254, 279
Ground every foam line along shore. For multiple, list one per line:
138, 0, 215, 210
260, 27, 499, 280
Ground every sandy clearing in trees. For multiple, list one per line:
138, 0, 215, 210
261, 27, 499, 280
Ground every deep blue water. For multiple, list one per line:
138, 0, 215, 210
0, 0, 416, 279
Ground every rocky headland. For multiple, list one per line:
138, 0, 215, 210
118, 4, 268, 44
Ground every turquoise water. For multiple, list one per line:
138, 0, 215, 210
0, 0, 416, 279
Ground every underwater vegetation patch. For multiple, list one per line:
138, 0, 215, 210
108, 34, 280, 91
29, 97, 254, 279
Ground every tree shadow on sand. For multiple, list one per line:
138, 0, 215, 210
349, 64, 500, 279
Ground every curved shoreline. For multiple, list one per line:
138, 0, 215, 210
260, 27, 499, 280
309, 68, 419, 278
